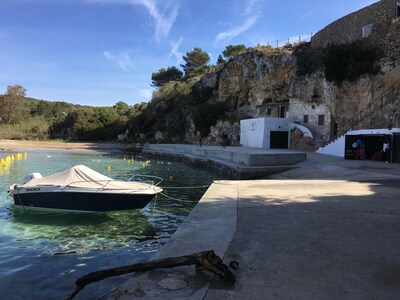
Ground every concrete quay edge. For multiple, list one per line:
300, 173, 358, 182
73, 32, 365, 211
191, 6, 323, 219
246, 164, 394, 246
142, 144, 306, 179
110, 151, 400, 300
109, 180, 238, 299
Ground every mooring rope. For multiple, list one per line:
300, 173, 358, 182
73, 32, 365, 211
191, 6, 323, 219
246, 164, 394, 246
159, 192, 198, 203
160, 185, 209, 189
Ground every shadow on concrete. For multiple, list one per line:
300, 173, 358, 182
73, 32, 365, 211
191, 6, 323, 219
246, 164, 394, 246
206, 178, 400, 299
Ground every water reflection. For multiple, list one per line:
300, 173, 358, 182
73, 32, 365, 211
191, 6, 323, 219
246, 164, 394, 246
10, 209, 112, 226
0, 151, 216, 299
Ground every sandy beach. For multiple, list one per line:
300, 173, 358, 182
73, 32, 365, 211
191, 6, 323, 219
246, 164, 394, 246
0, 139, 129, 151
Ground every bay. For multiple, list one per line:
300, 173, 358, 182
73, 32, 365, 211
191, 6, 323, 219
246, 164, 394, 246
0, 150, 216, 300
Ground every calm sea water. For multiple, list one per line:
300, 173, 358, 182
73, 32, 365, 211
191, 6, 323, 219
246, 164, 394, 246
0, 150, 216, 300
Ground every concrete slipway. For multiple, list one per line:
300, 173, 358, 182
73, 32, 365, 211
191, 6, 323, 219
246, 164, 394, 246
110, 148, 400, 300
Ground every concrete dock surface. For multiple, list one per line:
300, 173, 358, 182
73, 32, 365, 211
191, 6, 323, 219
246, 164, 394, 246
110, 151, 400, 300
143, 144, 307, 179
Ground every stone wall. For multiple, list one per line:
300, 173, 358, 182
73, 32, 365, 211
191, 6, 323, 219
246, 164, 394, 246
287, 99, 332, 142
311, 0, 400, 62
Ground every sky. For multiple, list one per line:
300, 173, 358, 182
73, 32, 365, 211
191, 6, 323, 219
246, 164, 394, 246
0, 0, 378, 107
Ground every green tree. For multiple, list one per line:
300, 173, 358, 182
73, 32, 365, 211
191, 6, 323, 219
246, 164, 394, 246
151, 66, 183, 87
192, 102, 227, 137
217, 55, 225, 65
323, 40, 382, 85
222, 44, 247, 60
0, 84, 26, 124
181, 47, 210, 78
113, 101, 130, 115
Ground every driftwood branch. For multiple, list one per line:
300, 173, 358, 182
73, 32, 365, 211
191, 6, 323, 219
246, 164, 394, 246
66, 250, 235, 300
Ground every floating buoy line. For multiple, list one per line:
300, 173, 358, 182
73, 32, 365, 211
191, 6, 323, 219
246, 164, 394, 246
0, 152, 27, 172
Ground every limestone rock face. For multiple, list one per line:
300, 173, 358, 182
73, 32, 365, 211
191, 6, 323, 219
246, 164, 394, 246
199, 48, 400, 145
216, 51, 294, 115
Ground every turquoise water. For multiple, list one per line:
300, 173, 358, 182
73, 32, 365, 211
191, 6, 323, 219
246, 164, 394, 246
0, 150, 216, 300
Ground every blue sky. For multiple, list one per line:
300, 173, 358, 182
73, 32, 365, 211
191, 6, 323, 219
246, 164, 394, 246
0, 0, 377, 106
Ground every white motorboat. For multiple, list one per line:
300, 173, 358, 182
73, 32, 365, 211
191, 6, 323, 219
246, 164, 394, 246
8, 165, 163, 212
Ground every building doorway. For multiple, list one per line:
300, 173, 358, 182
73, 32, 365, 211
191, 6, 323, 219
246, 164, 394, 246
345, 134, 391, 161
270, 131, 289, 149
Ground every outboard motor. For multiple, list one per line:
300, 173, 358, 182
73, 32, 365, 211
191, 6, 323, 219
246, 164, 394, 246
22, 173, 42, 184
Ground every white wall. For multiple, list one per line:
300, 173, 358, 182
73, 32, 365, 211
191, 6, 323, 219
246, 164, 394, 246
240, 117, 292, 149
317, 135, 345, 157
240, 118, 265, 148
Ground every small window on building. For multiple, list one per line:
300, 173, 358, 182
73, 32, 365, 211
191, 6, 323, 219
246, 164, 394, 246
303, 115, 309, 123
362, 24, 373, 38
318, 115, 325, 126
397, 1, 400, 17
311, 105, 315, 109
266, 108, 272, 115
279, 106, 285, 118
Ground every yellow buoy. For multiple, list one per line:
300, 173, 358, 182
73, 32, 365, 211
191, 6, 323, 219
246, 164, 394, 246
169, 176, 173, 180
107, 165, 111, 171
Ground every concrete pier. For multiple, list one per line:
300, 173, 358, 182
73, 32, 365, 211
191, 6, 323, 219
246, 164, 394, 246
143, 144, 306, 179
110, 152, 400, 300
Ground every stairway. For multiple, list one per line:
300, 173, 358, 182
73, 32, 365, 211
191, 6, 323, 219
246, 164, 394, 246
338, 77, 400, 136
318, 68, 400, 156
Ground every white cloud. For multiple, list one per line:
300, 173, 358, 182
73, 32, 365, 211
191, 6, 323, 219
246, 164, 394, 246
167, 36, 183, 64
243, 0, 258, 16
103, 50, 136, 71
77, 0, 180, 42
299, 10, 314, 21
127, 0, 179, 42
215, 15, 259, 44
215, 0, 261, 44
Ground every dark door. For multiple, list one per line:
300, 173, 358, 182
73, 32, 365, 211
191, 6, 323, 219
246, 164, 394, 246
345, 135, 359, 159
270, 131, 288, 149
393, 134, 400, 163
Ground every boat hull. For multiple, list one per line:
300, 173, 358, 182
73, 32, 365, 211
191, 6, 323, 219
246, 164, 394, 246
12, 191, 156, 212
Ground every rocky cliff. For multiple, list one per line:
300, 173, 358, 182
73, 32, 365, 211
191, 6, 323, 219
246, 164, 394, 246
198, 45, 400, 147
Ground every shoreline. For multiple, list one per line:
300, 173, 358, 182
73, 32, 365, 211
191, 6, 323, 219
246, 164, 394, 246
0, 139, 129, 152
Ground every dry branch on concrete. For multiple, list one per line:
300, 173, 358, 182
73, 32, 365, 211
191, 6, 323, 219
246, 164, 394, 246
65, 250, 236, 300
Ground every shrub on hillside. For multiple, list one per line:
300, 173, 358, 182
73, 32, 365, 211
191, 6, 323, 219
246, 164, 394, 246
192, 102, 227, 137
294, 42, 324, 76
323, 40, 382, 84
294, 40, 382, 84
0, 117, 49, 140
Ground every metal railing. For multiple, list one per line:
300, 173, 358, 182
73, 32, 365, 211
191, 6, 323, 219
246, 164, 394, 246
338, 77, 400, 136
266, 33, 313, 49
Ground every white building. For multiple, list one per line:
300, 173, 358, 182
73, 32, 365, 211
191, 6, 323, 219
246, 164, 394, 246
240, 117, 292, 149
